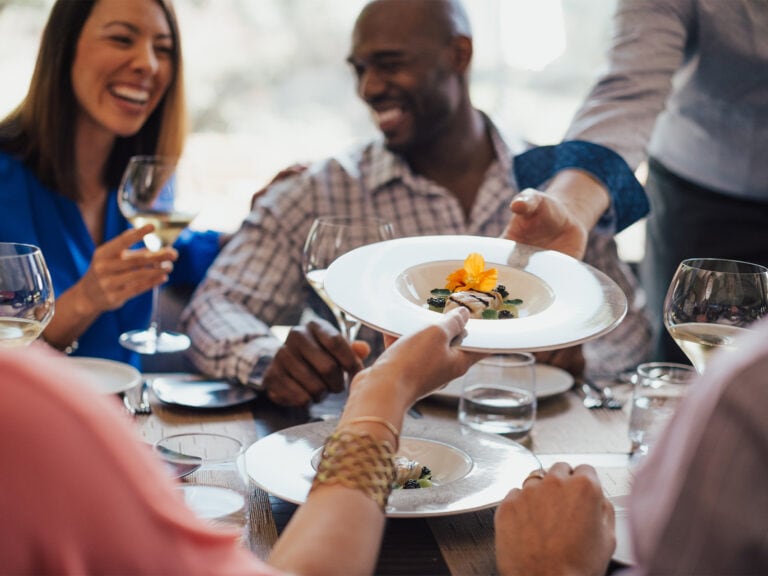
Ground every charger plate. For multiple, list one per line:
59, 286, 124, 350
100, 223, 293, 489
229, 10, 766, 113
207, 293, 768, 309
324, 235, 627, 353
245, 419, 540, 518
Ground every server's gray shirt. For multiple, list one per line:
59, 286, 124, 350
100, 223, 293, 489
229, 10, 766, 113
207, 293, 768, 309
567, 0, 768, 200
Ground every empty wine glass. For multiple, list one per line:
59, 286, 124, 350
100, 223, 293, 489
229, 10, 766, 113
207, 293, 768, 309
117, 155, 199, 354
663, 258, 768, 373
0, 242, 55, 348
302, 215, 395, 385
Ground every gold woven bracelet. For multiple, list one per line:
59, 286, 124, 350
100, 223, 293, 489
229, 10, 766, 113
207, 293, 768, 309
343, 416, 400, 449
310, 430, 396, 512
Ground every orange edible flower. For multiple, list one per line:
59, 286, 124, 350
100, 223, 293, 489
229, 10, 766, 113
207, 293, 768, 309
445, 253, 498, 292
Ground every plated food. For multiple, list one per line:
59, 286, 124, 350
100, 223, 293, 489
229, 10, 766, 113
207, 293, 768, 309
393, 456, 433, 489
425, 253, 522, 319
244, 418, 540, 517
323, 235, 628, 353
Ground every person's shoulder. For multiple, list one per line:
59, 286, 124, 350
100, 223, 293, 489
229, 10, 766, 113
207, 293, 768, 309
258, 141, 377, 203
311, 140, 380, 178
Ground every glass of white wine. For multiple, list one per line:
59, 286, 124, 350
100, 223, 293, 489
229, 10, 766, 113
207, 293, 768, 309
664, 258, 768, 373
117, 155, 198, 354
0, 243, 55, 348
302, 216, 395, 396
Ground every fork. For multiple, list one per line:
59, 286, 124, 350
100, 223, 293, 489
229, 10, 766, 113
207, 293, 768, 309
123, 380, 152, 415
134, 379, 152, 415
581, 378, 623, 410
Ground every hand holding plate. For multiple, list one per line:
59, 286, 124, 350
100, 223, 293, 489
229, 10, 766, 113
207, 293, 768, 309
503, 188, 588, 260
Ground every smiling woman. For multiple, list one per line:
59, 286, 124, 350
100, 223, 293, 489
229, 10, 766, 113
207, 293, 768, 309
0, 0, 221, 369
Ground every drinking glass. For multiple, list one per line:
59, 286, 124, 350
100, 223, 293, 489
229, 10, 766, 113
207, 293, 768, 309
628, 362, 696, 458
663, 258, 768, 373
154, 433, 249, 543
117, 155, 199, 354
302, 216, 395, 392
458, 353, 537, 438
0, 242, 55, 348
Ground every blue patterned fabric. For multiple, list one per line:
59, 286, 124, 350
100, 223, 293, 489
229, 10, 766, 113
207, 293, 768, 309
513, 140, 649, 233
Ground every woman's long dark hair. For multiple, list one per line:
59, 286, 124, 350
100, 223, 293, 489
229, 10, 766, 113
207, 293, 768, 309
0, 0, 187, 201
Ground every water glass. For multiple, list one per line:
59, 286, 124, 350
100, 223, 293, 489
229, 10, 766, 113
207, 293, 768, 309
458, 353, 536, 438
155, 433, 249, 543
628, 362, 696, 457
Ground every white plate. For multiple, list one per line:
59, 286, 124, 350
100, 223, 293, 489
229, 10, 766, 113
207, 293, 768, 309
431, 363, 574, 401
69, 357, 141, 395
324, 235, 627, 353
245, 419, 540, 518
152, 375, 258, 409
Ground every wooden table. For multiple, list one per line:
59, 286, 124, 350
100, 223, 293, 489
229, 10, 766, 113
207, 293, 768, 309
133, 378, 634, 575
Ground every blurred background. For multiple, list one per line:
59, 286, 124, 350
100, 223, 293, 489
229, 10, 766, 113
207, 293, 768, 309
0, 0, 643, 259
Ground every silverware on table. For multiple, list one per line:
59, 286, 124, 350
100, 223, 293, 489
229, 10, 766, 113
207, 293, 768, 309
122, 380, 152, 416
121, 391, 136, 415
135, 379, 152, 414
579, 378, 623, 410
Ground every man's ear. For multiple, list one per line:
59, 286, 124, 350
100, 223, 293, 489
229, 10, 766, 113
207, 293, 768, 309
450, 35, 473, 74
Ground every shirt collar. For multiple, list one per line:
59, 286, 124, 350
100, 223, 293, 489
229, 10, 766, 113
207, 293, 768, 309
363, 113, 524, 195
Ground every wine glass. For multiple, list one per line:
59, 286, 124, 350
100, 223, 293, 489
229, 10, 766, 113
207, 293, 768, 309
0, 243, 55, 348
302, 215, 395, 383
117, 155, 199, 354
663, 258, 768, 373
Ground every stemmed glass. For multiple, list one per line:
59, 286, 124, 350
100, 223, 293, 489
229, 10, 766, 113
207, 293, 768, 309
663, 258, 768, 373
117, 155, 199, 354
0, 242, 55, 348
302, 215, 395, 380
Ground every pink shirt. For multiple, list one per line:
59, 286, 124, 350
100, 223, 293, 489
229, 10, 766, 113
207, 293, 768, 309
0, 346, 286, 575
624, 317, 768, 574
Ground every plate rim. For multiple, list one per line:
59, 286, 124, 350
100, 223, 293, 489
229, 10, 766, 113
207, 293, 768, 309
70, 356, 141, 394
245, 419, 541, 518
151, 375, 258, 409
431, 363, 574, 401
324, 235, 627, 353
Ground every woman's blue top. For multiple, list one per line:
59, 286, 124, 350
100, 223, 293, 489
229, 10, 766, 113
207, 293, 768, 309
0, 151, 220, 368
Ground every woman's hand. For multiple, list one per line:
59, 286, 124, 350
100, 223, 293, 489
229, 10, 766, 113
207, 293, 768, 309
42, 225, 178, 351
357, 308, 485, 405
73, 224, 177, 316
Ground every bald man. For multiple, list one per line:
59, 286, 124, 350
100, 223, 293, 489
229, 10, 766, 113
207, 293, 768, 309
182, 0, 650, 408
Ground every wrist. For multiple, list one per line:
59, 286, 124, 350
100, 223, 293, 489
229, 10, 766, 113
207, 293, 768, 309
548, 169, 610, 231
69, 284, 99, 318
340, 369, 410, 444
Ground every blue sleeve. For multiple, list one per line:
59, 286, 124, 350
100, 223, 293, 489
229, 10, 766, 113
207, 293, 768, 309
169, 228, 222, 287
512, 140, 650, 234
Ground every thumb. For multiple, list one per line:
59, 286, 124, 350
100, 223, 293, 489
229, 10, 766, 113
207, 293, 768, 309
351, 340, 371, 361
509, 188, 544, 215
